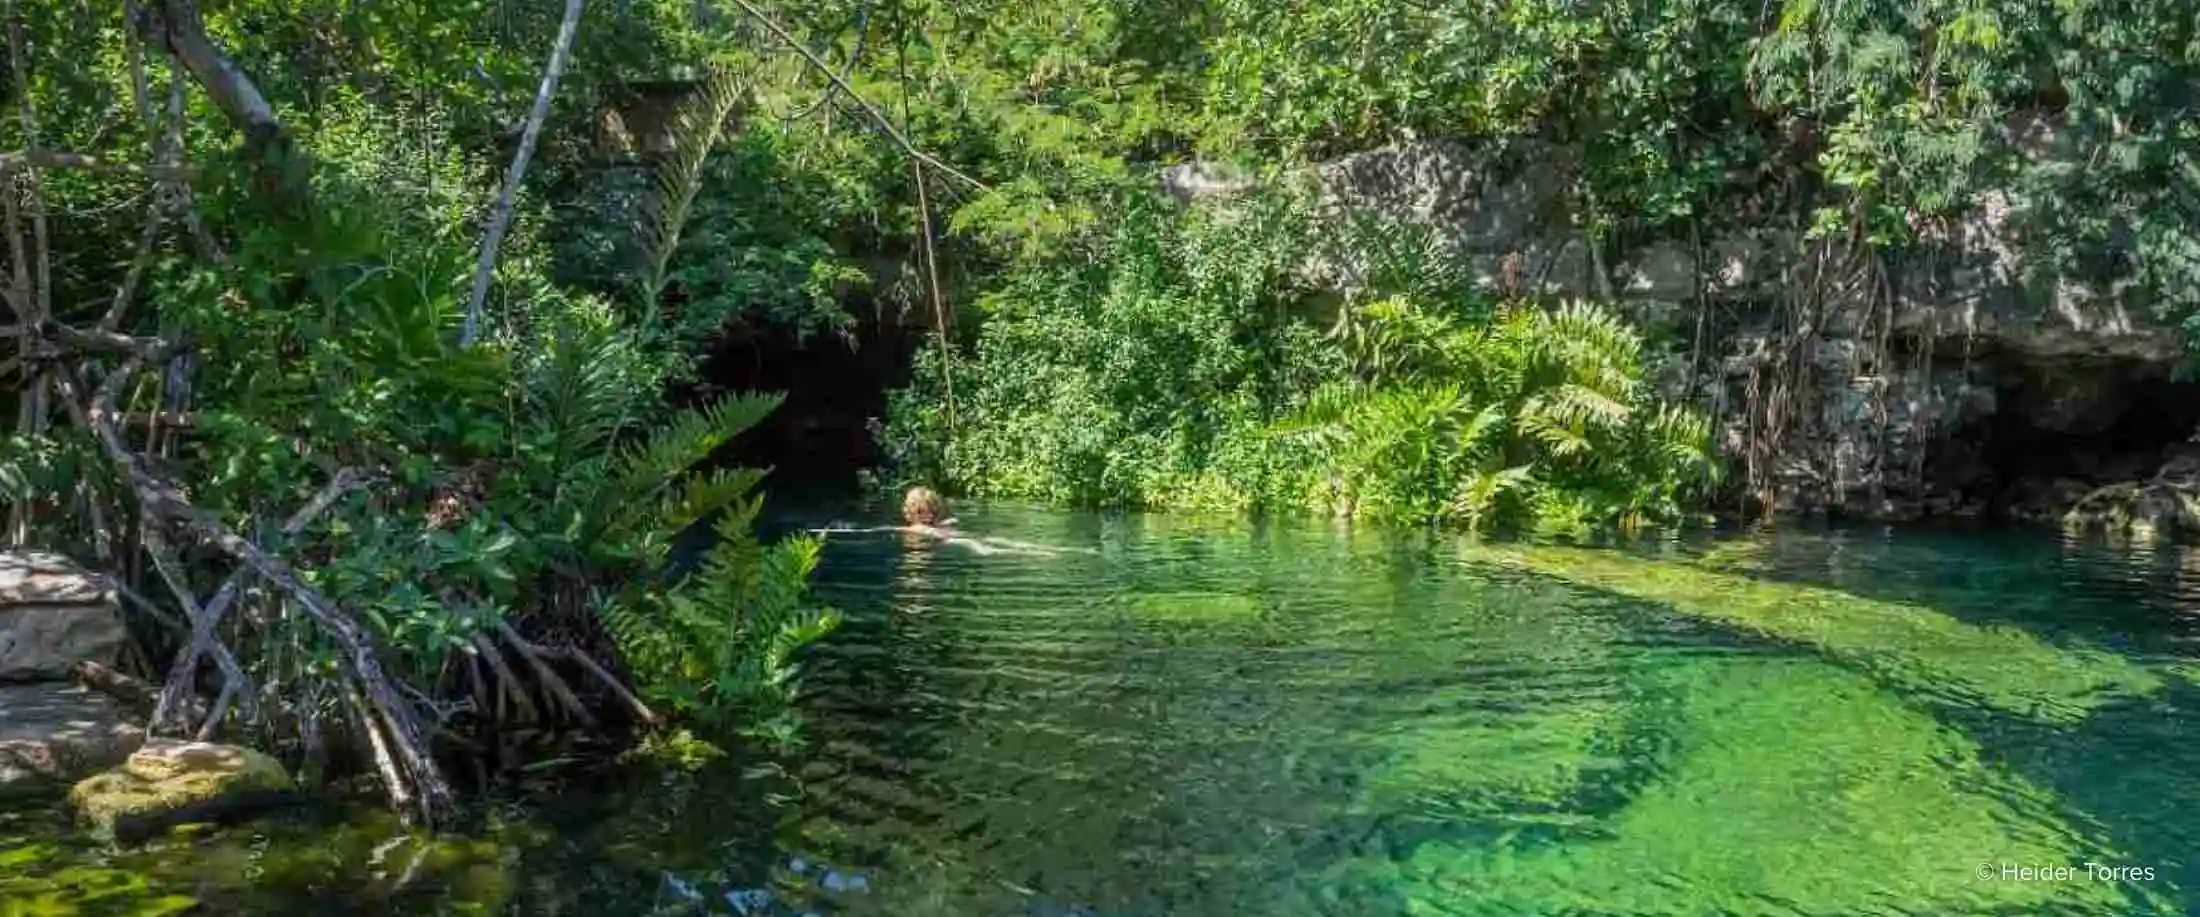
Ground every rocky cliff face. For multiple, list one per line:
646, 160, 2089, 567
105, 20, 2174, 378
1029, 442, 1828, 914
1198, 132, 2194, 529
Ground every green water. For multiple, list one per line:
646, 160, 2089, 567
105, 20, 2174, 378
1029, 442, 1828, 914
6, 507, 2199, 916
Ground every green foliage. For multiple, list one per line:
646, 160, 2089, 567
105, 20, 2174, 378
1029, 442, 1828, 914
882, 192, 1339, 510
600, 499, 842, 744
714, 0, 2196, 363
1276, 300, 1721, 533
12, 0, 2191, 771
885, 192, 1719, 534
635, 67, 752, 320
5, 2, 840, 751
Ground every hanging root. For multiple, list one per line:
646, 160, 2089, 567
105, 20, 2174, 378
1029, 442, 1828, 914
149, 466, 366, 734
493, 619, 595, 729
531, 642, 658, 727
469, 631, 540, 724
344, 683, 414, 818
195, 680, 236, 741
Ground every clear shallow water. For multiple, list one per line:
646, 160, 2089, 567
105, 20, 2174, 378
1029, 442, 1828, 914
6, 507, 2200, 915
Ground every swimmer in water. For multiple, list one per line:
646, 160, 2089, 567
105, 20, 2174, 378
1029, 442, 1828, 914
810, 487, 1077, 557
900, 486, 955, 533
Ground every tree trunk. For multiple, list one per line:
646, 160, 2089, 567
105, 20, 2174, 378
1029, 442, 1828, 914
461, 0, 585, 347
131, 0, 302, 207
132, 0, 283, 151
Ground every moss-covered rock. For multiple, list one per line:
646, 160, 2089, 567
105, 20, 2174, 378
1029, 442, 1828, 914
69, 740, 294, 838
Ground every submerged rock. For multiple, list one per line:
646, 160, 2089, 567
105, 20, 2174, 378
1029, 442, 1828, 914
69, 739, 295, 838
2063, 481, 2200, 543
0, 682, 143, 789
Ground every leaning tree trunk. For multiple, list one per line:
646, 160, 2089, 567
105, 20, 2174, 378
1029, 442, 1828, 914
461, 0, 585, 347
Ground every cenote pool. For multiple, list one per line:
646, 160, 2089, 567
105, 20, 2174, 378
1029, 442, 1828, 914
6, 506, 2200, 915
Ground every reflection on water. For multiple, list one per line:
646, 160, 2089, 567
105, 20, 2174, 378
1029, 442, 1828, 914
5, 508, 2198, 915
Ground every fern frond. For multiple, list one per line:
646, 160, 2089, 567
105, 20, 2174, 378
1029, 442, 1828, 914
611, 391, 784, 500
657, 467, 769, 537
637, 66, 749, 309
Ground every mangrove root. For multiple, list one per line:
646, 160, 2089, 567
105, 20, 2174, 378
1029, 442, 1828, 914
51, 358, 454, 824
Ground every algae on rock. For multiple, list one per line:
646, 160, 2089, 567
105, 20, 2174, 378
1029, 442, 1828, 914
69, 740, 294, 837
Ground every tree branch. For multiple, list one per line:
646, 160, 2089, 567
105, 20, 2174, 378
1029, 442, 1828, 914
725, 0, 990, 194
0, 151, 185, 180
461, 0, 585, 348
53, 362, 452, 823
130, 0, 284, 152
131, 0, 302, 209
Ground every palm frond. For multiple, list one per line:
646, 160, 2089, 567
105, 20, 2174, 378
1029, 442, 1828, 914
606, 500, 839, 730
523, 322, 649, 469
1449, 464, 1537, 529
1517, 394, 1594, 458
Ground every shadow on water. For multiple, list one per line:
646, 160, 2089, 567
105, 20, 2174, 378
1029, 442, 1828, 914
1936, 674, 2200, 905
1652, 521, 2200, 664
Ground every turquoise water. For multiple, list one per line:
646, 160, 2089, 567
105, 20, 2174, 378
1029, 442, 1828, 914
5, 507, 2198, 915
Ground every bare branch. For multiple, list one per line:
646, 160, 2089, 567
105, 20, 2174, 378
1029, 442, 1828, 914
137, 511, 259, 734
494, 618, 595, 728
153, 466, 369, 733
0, 151, 185, 179
123, 2, 155, 126
52, 363, 453, 823
46, 321, 175, 360
131, 0, 285, 152
725, 0, 990, 194
194, 680, 236, 741
343, 683, 414, 818
462, 0, 585, 347
6, 4, 51, 327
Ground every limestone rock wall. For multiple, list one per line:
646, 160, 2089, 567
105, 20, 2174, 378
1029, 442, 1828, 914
1188, 133, 2192, 521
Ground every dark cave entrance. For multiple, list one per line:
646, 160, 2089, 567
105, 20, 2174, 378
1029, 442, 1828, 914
684, 312, 924, 499
1924, 353, 2200, 518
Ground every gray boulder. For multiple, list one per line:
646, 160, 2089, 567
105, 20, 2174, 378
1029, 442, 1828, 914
0, 682, 143, 790
0, 551, 124, 682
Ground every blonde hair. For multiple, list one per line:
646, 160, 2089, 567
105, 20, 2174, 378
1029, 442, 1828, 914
902, 486, 947, 525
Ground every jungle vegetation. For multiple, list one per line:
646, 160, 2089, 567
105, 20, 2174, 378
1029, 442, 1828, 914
2, 0, 2193, 819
